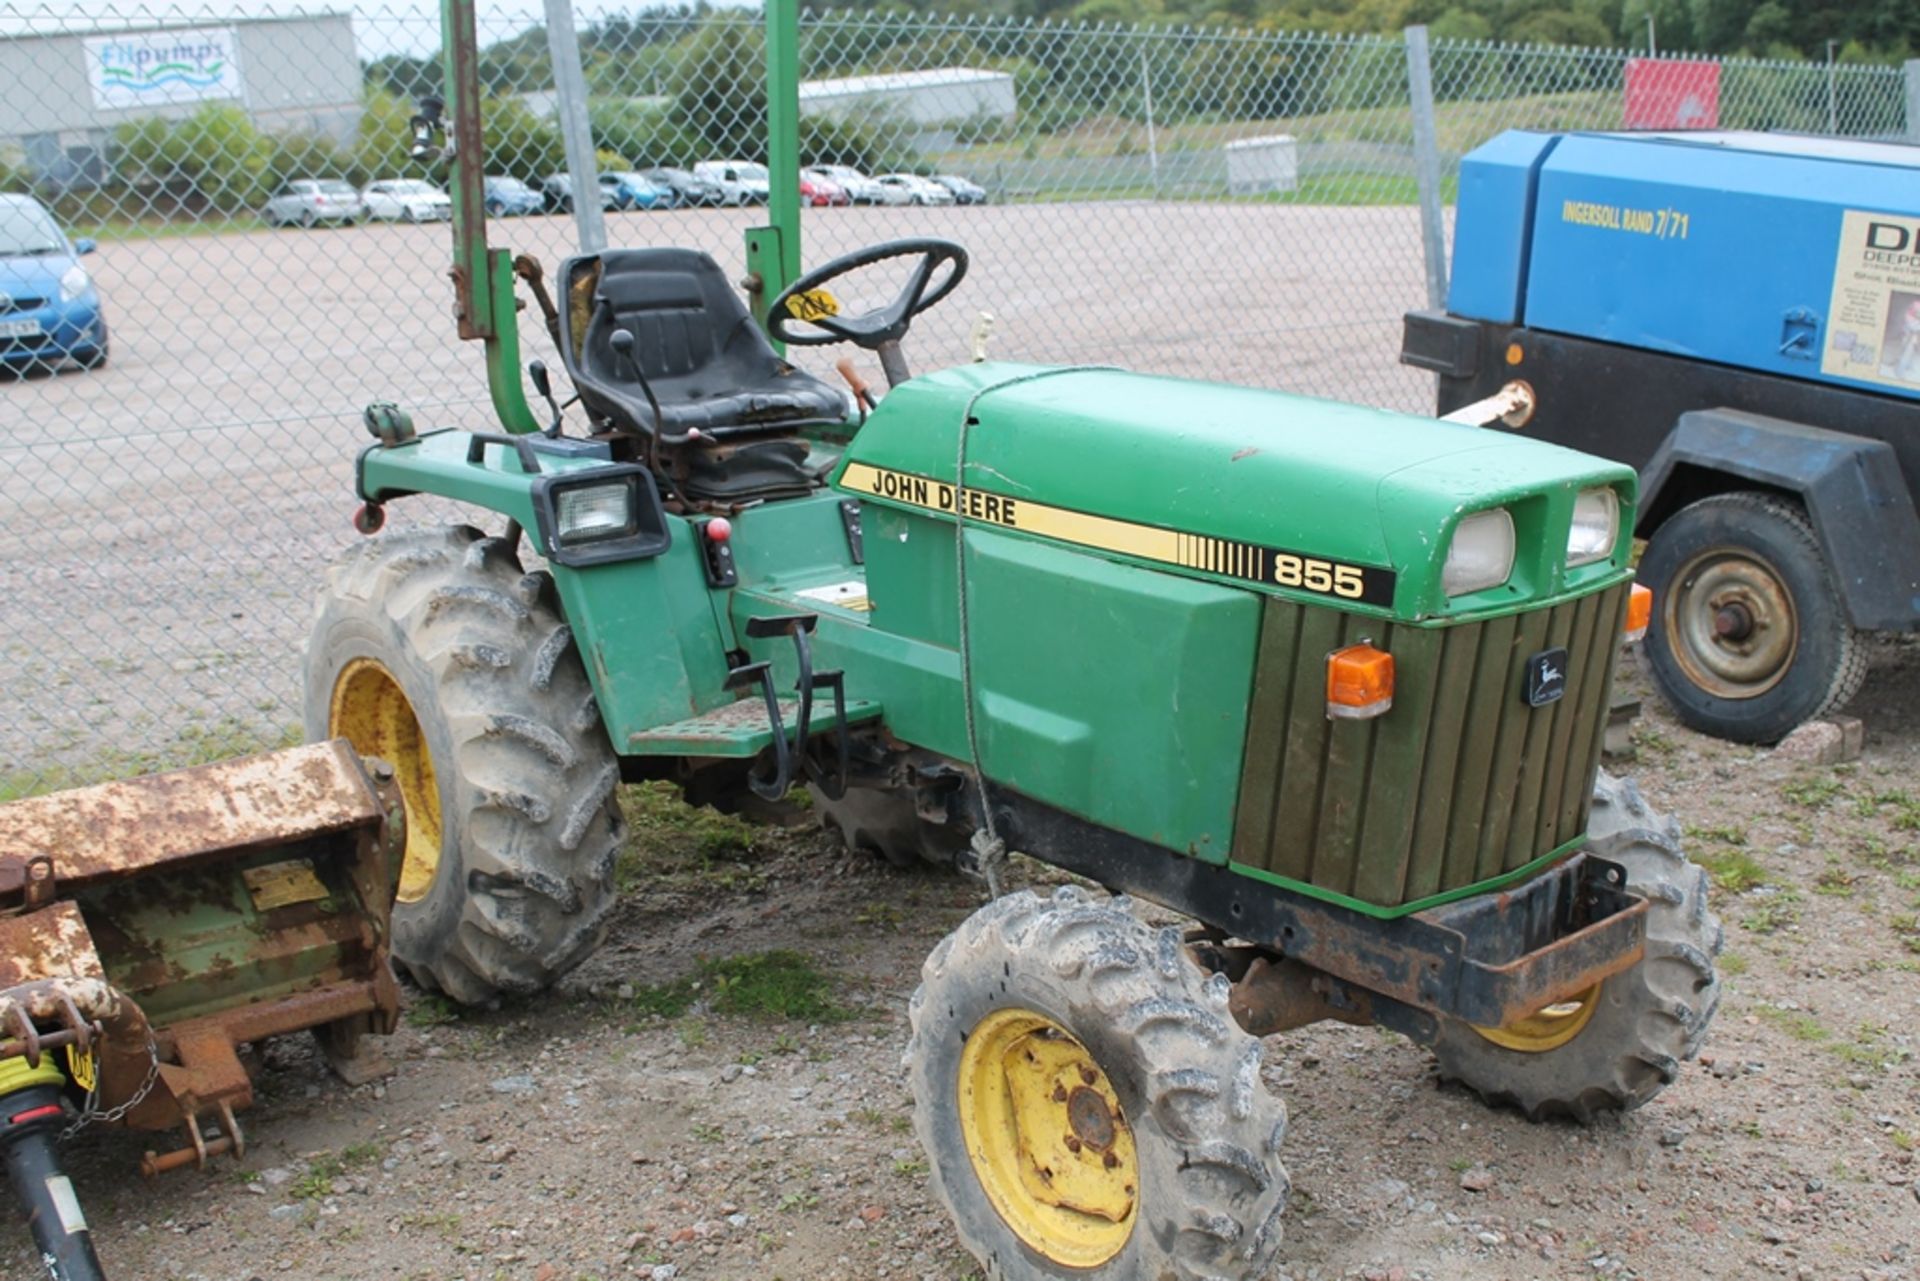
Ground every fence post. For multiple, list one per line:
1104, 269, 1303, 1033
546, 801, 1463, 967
1140, 46, 1160, 195
1404, 25, 1448, 312
1907, 60, 1920, 143
543, 0, 605, 254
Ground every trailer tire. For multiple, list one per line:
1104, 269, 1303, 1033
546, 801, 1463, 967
1640, 492, 1866, 744
1429, 771, 1721, 1122
304, 524, 621, 1005
907, 886, 1289, 1281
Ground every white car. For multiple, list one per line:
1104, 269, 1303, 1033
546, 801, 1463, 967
361, 179, 452, 222
692, 160, 770, 206
875, 174, 956, 206
805, 164, 895, 205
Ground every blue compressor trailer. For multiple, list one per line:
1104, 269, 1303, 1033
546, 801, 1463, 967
1404, 129, 1920, 744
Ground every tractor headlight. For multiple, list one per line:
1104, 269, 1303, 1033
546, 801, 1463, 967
1566, 488, 1620, 567
1442, 508, 1515, 596
59, 265, 91, 302
554, 480, 635, 544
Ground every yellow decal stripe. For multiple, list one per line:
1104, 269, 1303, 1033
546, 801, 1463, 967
839, 462, 1394, 607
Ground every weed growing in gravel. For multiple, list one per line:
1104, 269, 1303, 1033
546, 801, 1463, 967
1755, 1005, 1826, 1042
1888, 912, 1920, 954
1814, 862, 1859, 896
615, 781, 767, 893
1741, 890, 1802, 934
1782, 774, 1845, 809
1719, 952, 1749, 976
628, 950, 853, 1024
1697, 847, 1769, 893
406, 993, 464, 1027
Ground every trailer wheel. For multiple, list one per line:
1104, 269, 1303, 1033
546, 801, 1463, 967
1639, 492, 1865, 744
907, 886, 1289, 1281
1430, 771, 1721, 1122
304, 524, 621, 1004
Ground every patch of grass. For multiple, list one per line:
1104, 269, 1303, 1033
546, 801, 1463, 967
1632, 726, 1677, 758
1741, 890, 1802, 934
1814, 862, 1859, 897
614, 781, 765, 893
778, 1190, 820, 1212
406, 993, 464, 1028
1782, 774, 1845, 809
676, 1016, 708, 1048
1755, 1005, 1827, 1043
290, 1153, 347, 1200
1687, 823, 1748, 846
1889, 913, 1920, 955
892, 1157, 928, 1178
1892, 1130, 1916, 1152
627, 950, 851, 1025
1718, 952, 1749, 977
1697, 847, 1769, 894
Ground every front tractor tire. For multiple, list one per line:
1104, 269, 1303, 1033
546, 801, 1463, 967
304, 524, 621, 1005
908, 887, 1289, 1281
1430, 771, 1722, 1122
1639, 491, 1866, 744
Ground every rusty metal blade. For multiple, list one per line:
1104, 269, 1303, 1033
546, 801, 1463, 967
0, 740, 382, 898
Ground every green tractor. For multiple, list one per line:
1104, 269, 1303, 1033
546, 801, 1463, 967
306, 6, 1721, 1275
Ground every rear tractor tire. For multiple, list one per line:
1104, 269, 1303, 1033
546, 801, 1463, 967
1430, 771, 1722, 1121
303, 524, 621, 1005
908, 886, 1290, 1281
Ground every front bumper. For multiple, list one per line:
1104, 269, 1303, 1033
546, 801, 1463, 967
0, 298, 104, 368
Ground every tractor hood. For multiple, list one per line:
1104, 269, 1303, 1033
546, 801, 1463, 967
833, 362, 1636, 621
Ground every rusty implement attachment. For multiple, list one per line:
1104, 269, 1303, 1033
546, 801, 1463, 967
0, 740, 403, 1176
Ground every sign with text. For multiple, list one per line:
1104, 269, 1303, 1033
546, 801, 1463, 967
85, 27, 243, 110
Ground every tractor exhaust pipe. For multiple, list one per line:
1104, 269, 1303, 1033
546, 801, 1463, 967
1440, 379, 1535, 430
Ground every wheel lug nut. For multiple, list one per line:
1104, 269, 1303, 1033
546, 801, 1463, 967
1051, 1084, 1067, 1103
1102, 1152, 1119, 1169
1079, 1066, 1097, 1086
1064, 1136, 1082, 1153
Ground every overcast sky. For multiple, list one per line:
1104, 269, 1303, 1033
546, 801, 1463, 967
1, 1, 756, 61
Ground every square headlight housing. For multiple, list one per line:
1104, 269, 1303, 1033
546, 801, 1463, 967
532, 466, 671, 567
1566, 487, 1621, 568
1442, 507, 1516, 597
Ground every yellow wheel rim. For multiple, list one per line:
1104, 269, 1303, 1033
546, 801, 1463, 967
1472, 984, 1602, 1053
329, 658, 442, 904
957, 1008, 1137, 1268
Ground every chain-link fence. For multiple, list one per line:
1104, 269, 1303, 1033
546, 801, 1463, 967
1, 2, 1912, 793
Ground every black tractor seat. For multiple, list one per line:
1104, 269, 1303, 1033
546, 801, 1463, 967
558, 249, 847, 503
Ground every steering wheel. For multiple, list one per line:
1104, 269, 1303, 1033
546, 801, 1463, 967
767, 238, 968, 350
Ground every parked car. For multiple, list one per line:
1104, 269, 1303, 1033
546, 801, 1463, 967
361, 178, 452, 222
598, 171, 676, 211
804, 164, 891, 205
482, 176, 544, 217
798, 172, 851, 207
692, 160, 770, 206
643, 167, 725, 207
0, 192, 107, 372
263, 179, 367, 228
876, 173, 956, 206
541, 174, 616, 213
931, 173, 988, 204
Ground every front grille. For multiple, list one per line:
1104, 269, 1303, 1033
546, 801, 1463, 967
1229, 581, 1628, 912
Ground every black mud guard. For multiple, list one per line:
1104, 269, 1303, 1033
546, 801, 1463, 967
1640, 409, 1920, 632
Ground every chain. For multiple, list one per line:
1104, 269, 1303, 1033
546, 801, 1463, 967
60, 1035, 161, 1140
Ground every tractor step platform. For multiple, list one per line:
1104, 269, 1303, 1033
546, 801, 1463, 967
628, 697, 882, 758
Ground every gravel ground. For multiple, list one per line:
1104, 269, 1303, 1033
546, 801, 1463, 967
13, 641, 1920, 1281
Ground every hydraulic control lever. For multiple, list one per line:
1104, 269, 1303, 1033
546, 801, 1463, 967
527, 360, 564, 438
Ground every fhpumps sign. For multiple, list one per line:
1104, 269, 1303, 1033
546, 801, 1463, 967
84, 26, 244, 110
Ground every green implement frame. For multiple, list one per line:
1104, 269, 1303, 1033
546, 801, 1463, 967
437, 0, 805, 431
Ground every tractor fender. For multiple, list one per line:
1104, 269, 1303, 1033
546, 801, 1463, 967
1639, 409, 1920, 632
